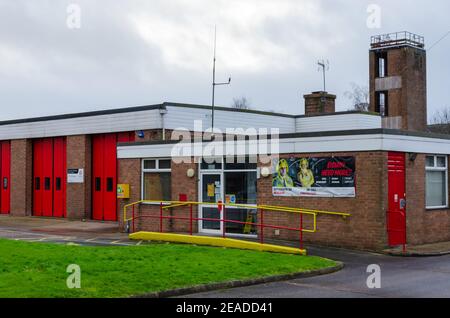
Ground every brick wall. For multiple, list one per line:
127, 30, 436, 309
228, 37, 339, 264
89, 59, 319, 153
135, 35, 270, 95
304, 92, 336, 116
66, 135, 92, 220
118, 158, 141, 231
369, 47, 427, 132
118, 158, 198, 233
10, 139, 33, 216
406, 154, 450, 245
258, 152, 388, 251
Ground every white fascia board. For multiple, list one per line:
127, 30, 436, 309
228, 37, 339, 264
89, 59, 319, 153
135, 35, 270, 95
117, 133, 450, 159
0, 109, 161, 140
381, 135, 450, 154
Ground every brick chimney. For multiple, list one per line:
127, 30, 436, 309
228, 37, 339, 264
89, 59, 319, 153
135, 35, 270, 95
304, 91, 336, 116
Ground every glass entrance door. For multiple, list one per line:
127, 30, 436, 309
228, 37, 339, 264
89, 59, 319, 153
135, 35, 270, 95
200, 173, 223, 234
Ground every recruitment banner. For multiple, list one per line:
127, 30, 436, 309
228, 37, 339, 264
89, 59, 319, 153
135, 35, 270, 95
272, 157, 356, 198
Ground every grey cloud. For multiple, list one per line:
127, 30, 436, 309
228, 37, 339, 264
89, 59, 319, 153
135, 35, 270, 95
0, 0, 448, 121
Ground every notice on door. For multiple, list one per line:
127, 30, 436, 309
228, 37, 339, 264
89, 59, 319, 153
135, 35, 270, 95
67, 169, 84, 184
207, 184, 215, 197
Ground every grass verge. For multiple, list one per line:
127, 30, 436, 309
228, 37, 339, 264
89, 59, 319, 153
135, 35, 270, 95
0, 239, 336, 298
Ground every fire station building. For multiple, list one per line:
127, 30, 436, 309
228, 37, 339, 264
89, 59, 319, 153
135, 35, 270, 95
1, 32, 450, 251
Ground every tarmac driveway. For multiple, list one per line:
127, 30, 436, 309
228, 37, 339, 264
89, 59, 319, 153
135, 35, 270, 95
0, 215, 135, 246
184, 245, 450, 298
2, 215, 450, 297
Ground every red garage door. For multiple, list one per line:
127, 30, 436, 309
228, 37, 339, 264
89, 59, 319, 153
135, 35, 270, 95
0, 141, 11, 214
92, 132, 134, 221
33, 137, 67, 217
387, 152, 406, 247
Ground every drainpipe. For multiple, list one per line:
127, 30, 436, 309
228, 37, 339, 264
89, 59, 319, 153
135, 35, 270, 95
159, 108, 168, 141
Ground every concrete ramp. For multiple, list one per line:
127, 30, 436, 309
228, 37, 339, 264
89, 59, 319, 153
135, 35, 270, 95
129, 232, 306, 255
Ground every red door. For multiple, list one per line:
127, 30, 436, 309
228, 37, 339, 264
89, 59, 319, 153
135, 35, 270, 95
103, 134, 118, 221
33, 139, 44, 216
53, 138, 66, 218
0, 141, 10, 214
33, 138, 67, 218
387, 152, 407, 247
92, 132, 134, 221
42, 139, 54, 217
92, 134, 105, 220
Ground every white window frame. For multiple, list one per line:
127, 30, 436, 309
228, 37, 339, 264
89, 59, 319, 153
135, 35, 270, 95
426, 155, 449, 210
141, 158, 172, 204
198, 157, 258, 238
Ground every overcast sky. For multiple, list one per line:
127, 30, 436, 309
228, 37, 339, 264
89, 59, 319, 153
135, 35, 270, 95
0, 0, 449, 121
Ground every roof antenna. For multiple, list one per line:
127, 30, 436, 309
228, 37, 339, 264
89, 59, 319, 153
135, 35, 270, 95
211, 25, 231, 134
317, 59, 330, 92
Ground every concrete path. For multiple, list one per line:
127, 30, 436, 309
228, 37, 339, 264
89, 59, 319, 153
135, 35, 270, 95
184, 245, 450, 298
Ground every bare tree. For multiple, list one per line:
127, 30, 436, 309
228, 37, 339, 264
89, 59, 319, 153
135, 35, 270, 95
429, 107, 450, 134
232, 97, 251, 110
345, 83, 369, 111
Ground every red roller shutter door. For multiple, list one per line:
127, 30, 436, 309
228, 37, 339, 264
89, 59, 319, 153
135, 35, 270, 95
92, 134, 105, 221
33, 139, 44, 216
103, 134, 117, 221
42, 139, 54, 217
33, 138, 67, 218
0, 141, 10, 214
92, 132, 134, 221
53, 137, 67, 218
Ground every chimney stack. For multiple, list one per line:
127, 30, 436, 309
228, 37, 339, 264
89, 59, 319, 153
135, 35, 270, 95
304, 91, 336, 116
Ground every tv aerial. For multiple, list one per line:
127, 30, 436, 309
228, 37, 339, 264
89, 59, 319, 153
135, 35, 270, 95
211, 25, 232, 132
317, 59, 330, 92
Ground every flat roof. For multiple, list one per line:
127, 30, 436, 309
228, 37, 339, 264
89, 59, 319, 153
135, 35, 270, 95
0, 101, 377, 126
118, 128, 450, 147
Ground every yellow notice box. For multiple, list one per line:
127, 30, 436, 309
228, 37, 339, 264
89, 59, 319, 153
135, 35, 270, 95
117, 184, 130, 199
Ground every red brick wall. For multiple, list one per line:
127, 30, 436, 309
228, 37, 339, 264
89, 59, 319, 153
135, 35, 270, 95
66, 135, 92, 220
10, 139, 33, 216
369, 47, 427, 132
259, 152, 388, 251
406, 154, 450, 245
118, 158, 198, 233
118, 158, 141, 230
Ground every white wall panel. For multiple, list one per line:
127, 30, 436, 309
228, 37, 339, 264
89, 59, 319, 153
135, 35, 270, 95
0, 109, 161, 140
295, 114, 382, 133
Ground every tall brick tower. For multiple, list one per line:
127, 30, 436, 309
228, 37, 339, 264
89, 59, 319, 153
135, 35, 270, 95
369, 32, 427, 131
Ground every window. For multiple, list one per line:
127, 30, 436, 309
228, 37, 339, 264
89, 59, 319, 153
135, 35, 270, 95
200, 158, 222, 170
142, 159, 172, 201
56, 177, 61, 191
376, 52, 388, 78
376, 92, 388, 116
44, 177, 51, 190
426, 155, 448, 209
107, 177, 114, 192
95, 177, 101, 191
224, 171, 257, 205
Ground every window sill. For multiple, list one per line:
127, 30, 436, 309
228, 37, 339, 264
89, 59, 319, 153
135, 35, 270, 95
140, 201, 172, 206
426, 206, 450, 211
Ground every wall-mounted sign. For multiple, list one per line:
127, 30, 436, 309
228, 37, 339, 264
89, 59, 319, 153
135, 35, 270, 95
67, 169, 84, 184
272, 157, 356, 198
117, 184, 130, 199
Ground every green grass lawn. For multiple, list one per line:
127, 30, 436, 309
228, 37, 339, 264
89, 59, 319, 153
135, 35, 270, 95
0, 239, 336, 298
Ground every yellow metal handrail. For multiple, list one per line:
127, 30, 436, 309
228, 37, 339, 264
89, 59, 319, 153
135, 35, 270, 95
123, 199, 350, 235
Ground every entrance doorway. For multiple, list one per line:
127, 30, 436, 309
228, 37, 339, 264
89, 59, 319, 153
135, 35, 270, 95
199, 158, 258, 237
387, 152, 407, 247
